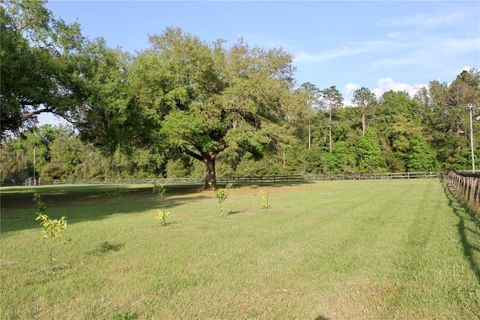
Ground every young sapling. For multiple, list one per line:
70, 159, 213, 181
152, 183, 166, 200
33, 193, 69, 269
259, 190, 271, 209
155, 209, 171, 226
215, 183, 233, 215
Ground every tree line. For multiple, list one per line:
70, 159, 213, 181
1, 1, 479, 187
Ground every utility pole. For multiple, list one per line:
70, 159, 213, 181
33, 146, 37, 186
468, 104, 476, 173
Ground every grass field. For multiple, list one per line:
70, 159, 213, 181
1, 179, 479, 319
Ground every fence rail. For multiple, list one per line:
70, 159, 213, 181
443, 169, 480, 214
308, 171, 438, 181
0, 171, 443, 187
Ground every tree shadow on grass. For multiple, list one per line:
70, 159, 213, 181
0, 185, 209, 234
443, 184, 480, 282
87, 241, 124, 256
221, 181, 313, 190
226, 210, 245, 215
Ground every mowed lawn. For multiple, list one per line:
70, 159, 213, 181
1, 179, 479, 319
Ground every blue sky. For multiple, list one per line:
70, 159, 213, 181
40, 0, 479, 124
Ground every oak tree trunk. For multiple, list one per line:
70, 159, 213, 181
204, 156, 217, 190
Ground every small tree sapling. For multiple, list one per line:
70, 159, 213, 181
259, 190, 271, 209
33, 193, 69, 268
215, 183, 233, 215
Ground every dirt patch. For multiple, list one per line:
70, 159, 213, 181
0, 259, 16, 266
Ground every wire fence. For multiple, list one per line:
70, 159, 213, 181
443, 169, 480, 214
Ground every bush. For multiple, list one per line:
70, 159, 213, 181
155, 209, 171, 226
259, 190, 271, 209
215, 183, 233, 215
152, 183, 166, 200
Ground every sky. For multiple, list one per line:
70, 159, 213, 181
40, 0, 480, 124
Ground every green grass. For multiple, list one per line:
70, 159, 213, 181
1, 180, 479, 319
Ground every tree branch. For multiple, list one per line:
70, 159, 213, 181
183, 148, 203, 161
21, 107, 55, 120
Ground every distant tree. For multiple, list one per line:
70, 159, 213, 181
358, 128, 385, 173
406, 136, 438, 172
328, 141, 357, 173
352, 87, 376, 136
297, 82, 321, 149
165, 159, 191, 178
319, 86, 343, 153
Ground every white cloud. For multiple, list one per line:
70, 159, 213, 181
294, 46, 366, 64
343, 83, 361, 98
343, 99, 355, 107
372, 78, 427, 97
379, 11, 472, 28
294, 41, 410, 64
373, 36, 480, 69
238, 32, 290, 50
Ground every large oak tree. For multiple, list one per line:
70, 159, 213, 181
82, 28, 305, 188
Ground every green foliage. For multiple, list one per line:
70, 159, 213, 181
33, 193, 68, 267
1, 0, 479, 179
358, 128, 386, 173
152, 183, 166, 200
106, 187, 121, 198
155, 209, 171, 226
80, 27, 306, 188
259, 190, 271, 209
113, 311, 137, 320
328, 142, 358, 174
215, 183, 233, 215
0, 0, 95, 138
406, 136, 439, 172
165, 159, 190, 178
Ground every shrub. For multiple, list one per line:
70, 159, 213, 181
215, 183, 233, 215
259, 190, 271, 209
152, 183, 166, 200
155, 209, 171, 226
33, 193, 69, 268
113, 311, 137, 320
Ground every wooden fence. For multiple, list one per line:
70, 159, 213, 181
1, 171, 443, 187
38, 172, 439, 186
308, 171, 438, 181
443, 169, 480, 214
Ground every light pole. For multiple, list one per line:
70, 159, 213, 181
33, 146, 37, 186
468, 104, 476, 173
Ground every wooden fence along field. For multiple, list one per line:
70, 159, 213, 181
28, 171, 439, 186
444, 169, 480, 214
